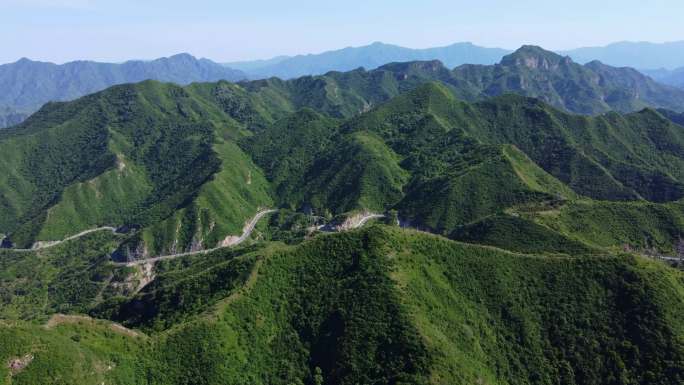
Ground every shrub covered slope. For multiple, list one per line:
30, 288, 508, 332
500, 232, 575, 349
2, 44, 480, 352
1, 227, 683, 384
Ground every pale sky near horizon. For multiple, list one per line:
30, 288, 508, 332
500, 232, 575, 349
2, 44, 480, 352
1, 0, 683, 64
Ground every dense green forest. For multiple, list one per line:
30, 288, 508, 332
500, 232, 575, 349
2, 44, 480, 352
1, 227, 683, 384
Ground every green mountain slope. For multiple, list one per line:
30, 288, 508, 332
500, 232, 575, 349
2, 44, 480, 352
0, 319, 145, 385
3, 47, 684, 385
244, 83, 578, 228
0, 81, 272, 251
397, 144, 575, 234
3, 76, 684, 252
453, 199, 684, 256
302, 131, 409, 213
468, 95, 684, 201
533, 199, 684, 253
5, 44, 683, 131
451, 213, 599, 255
2, 227, 684, 384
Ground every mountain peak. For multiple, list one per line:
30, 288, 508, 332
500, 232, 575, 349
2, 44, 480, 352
501, 45, 571, 69
163, 53, 198, 63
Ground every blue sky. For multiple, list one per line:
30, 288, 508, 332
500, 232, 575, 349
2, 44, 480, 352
1, 0, 683, 64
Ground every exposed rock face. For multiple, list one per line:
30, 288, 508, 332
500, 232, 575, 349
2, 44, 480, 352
30, 240, 59, 249
134, 262, 156, 294
333, 211, 384, 231
8, 354, 33, 376
220, 235, 241, 247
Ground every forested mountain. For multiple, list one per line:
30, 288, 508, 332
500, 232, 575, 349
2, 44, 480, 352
0, 53, 246, 128
3, 45, 683, 130
450, 45, 684, 114
1, 225, 683, 384
239, 45, 684, 116
3, 77, 683, 252
224, 41, 511, 79
1, 58, 683, 385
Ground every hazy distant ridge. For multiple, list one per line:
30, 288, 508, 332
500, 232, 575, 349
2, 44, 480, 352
226, 41, 512, 79
0, 53, 246, 127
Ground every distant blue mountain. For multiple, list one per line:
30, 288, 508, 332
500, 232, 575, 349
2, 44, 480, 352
0, 53, 246, 127
226, 41, 512, 79
562, 41, 684, 70
224, 55, 291, 72
642, 67, 684, 89
0, 106, 27, 128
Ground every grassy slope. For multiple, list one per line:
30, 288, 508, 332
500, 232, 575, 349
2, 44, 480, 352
0, 96, 114, 246
1, 81, 275, 254
533, 199, 684, 253
0, 231, 124, 320
397, 144, 574, 234
36, 154, 151, 241
4, 74, 684, 249
303, 130, 409, 214
390, 227, 684, 385
133, 139, 273, 257
469, 96, 684, 201
450, 213, 598, 255
451, 198, 684, 255
0, 320, 146, 385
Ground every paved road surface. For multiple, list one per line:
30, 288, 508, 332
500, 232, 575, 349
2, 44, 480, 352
354, 214, 385, 228
6, 227, 118, 252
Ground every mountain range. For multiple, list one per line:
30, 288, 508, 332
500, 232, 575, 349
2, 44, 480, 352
0, 53, 246, 128
2, 48, 684, 252
1, 43, 684, 384
4, 45, 684, 129
225, 41, 511, 79
227, 40, 684, 80
5, 42, 684, 128
448, 45, 684, 114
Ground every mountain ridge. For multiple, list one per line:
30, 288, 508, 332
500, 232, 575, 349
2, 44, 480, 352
562, 40, 684, 69
0, 53, 247, 128
227, 41, 512, 79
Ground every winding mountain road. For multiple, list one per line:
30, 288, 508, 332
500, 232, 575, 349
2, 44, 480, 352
116, 209, 276, 267
354, 214, 385, 228
5, 227, 118, 252
4, 209, 381, 265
